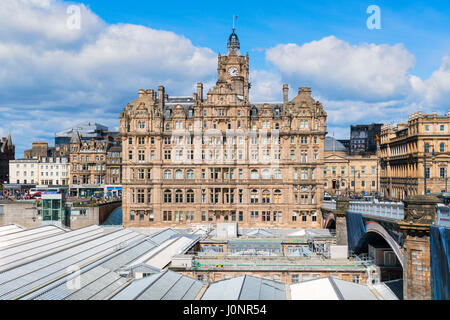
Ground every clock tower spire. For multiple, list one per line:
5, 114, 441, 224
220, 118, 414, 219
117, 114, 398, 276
212, 22, 249, 100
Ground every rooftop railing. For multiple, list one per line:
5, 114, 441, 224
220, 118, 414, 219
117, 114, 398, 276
349, 200, 404, 220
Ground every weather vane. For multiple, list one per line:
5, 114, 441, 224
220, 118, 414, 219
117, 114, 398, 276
233, 15, 238, 31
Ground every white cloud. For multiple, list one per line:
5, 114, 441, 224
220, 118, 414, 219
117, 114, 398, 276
0, 0, 218, 156
1, 1, 448, 157
410, 56, 450, 108
266, 36, 416, 102
264, 36, 449, 138
249, 70, 284, 102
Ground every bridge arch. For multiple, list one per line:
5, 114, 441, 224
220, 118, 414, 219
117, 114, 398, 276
358, 221, 405, 269
323, 213, 336, 229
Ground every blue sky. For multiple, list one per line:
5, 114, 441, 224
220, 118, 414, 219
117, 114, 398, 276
0, 0, 449, 157
82, 0, 450, 77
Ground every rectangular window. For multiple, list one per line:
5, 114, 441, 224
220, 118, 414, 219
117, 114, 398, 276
147, 189, 152, 204
291, 274, 299, 283
163, 211, 172, 221
302, 212, 307, 222
250, 211, 259, 221
202, 211, 206, 222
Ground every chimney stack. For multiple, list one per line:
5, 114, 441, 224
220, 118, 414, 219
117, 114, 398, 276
158, 85, 165, 109
283, 84, 289, 106
197, 82, 204, 102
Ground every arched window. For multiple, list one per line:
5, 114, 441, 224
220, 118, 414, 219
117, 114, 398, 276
440, 143, 445, 153
175, 190, 183, 203
186, 170, 194, 180
165, 124, 171, 131
262, 190, 271, 204
175, 170, 183, 180
274, 190, 282, 204
251, 170, 259, 179
262, 169, 270, 180
164, 190, 172, 203
275, 123, 280, 130
164, 170, 172, 180
250, 189, 259, 204
187, 190, 194, 203
274, 169, 282, 180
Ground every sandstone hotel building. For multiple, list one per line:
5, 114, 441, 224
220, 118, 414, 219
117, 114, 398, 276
120, 29, 328, 228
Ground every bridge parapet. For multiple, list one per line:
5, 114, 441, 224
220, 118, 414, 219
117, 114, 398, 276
322, 200, 336, 210
435, 204, 450, 228
349, 201, 404, 221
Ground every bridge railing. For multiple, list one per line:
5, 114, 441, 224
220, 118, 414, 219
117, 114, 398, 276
349, 201, 404, 220
436, 204, 450, 228
322, 200, 336, 210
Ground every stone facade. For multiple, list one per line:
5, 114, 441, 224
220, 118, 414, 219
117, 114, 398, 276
380, 111, 450, 200
69, 132, 122, 195
120, 29, 327, 228
324, 140, 379, 196
38, 157, 69, 186
0, 134, 14, 185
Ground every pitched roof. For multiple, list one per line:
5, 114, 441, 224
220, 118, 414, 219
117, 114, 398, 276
290, 277, 378, 300
202, 275, 286, 300
111, 270, 204, 300
70, 131, 81, 144
325, 136, 347, 152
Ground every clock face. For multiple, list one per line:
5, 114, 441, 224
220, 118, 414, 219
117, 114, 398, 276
228, 67, 239, 77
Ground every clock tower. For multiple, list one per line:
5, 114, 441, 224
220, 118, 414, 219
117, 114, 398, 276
216, 27, 250, 101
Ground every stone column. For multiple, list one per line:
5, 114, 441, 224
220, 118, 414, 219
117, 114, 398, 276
399, 195, 440, 300
335, 198, 350, 246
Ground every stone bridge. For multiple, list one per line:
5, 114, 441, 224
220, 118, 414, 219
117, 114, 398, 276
321, 195, 447, 300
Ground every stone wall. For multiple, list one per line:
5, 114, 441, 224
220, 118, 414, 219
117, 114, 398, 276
69, 201, 121, 230
0, 201, 41, 228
